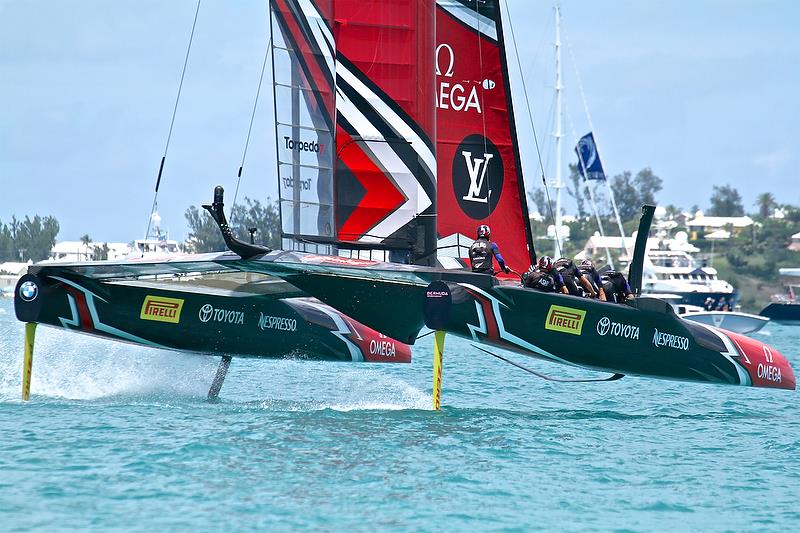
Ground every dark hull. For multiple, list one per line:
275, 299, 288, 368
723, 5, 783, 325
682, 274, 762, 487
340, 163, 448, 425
645, 290, 736, 308
254, 251, 795, 391
760, 303, 800, 325
14, 270, 410, 363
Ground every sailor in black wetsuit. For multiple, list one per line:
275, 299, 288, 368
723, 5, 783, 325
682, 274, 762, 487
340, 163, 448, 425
469, 224, 510, 275
602, 270, 634, 304
522, 256, 568, 294
555, 257, 597, 298
578, 259, 606, 301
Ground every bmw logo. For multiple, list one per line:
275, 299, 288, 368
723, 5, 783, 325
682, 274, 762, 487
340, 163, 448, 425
19, 281, 39, 302
198, 303, 213, 323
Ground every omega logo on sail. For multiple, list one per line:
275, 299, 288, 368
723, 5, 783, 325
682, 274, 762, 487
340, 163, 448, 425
435, 43, 482, 113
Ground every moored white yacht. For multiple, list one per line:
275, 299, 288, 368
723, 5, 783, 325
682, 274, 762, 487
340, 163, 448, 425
641, 232, 736, 307
126, 212, 182, 260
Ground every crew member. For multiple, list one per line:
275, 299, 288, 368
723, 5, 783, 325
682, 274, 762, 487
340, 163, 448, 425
555, 257, 597, 298
469, 224, 510, 275
578, 259, 606, 301
522, 256, 568, 294
602, 270, 634, 304
703, 297, 715, 311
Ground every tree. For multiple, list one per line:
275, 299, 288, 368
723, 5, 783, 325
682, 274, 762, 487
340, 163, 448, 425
604, 167, 663, 223
755, 192, 776, 219
6, 215, 60, 261
184, 206, 226, 253
230, 198, 281, 249
664, 204, 682, 220
565, 163, 587, 218
94, 243, 110, 260
184, 197, 281, 253
708, 185, 744, 217
80, 234, 92, 260
528, 189, 549, 217
609, 171, 640, 222
634, 167, 663, 206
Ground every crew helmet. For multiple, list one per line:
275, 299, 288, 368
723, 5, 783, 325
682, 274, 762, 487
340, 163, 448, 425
537, 255, 554, 271
579, 259, 594, 270
477, 224, 491, 238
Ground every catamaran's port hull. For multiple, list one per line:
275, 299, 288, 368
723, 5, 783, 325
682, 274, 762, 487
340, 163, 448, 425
13, 271, 410, 363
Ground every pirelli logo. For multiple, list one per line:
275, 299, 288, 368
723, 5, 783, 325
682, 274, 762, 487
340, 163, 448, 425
140, 295, 184, 324
545, 305, 586, 336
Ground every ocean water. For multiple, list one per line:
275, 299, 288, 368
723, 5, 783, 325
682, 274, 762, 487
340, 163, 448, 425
1, 297, 798, 532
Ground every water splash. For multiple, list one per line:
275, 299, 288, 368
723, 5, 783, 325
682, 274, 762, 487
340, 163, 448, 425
0, 322, 217, 401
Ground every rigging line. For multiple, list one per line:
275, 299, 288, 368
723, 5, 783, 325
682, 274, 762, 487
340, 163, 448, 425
143, 0, 202, 247
503, 0, 562, 258
475, 0, 489, 221
231, 27, 274, 223
565, 99, 614, 268
473, 344, 624, 383
562, 21, 627, 248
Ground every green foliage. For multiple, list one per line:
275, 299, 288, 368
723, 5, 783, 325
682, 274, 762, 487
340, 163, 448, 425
184, 206, 226, 253
608, 167, 662, 222
94, 243, 110, 261
755, 192, 776, 220
0, 215, 60, 262
565, 163, 587, 218
707, 185, 744, 216
230, 197, 281, 249
528, 189, 548, 217
725, 249, 748, 269
184, 197, 281, 253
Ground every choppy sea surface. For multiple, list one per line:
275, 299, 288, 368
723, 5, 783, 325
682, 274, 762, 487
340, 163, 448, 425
1, 297, 798, 532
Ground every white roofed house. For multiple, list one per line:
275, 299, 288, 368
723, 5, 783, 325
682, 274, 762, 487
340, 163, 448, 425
45, 241, 132, 262
686, 211, 753, 241
1, 261, 31, 296
788, 231, 800, 252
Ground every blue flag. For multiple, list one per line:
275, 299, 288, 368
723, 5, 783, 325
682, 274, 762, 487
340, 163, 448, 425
575, 132, 606, 180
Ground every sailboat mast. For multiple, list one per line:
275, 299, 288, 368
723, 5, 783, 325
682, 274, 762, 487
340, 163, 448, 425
553, 4, 564, 259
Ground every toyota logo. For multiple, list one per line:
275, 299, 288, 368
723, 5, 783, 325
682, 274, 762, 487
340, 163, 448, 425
596, 316, 610, 336
198, 303, 213, 323
19, 281, 39, 302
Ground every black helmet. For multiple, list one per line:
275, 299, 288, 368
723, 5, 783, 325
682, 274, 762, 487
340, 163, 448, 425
477, 224, 491, 238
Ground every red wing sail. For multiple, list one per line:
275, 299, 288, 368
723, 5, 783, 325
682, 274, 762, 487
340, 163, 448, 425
333, 1, 437, 265
435, 0, 535, 272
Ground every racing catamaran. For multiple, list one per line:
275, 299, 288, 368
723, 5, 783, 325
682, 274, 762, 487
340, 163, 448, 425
13, 0, 796, 407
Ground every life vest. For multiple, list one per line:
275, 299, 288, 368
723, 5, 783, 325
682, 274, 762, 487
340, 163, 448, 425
469, 238, 493, 274
602, 271, 630, 303
523, 270, 558, 292
578, 265, 601, 295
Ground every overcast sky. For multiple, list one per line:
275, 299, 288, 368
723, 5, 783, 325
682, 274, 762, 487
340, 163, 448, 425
1, 1, 798, 242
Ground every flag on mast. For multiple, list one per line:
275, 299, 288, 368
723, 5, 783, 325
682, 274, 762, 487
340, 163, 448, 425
575, 132, 605, 181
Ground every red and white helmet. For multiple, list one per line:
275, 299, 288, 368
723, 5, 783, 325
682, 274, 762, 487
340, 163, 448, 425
477, 224, 491, 238
537, 255, 554, 271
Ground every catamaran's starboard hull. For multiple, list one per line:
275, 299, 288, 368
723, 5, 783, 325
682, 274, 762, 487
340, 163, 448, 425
250, 250, 795, 390
429, 283, 793, 390
13, 272, 410, 363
